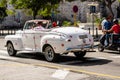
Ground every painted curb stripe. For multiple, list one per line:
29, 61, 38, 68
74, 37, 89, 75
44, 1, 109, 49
34, 63, 120, 79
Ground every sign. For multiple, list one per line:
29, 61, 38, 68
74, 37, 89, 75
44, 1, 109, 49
73, 5, 78, 13
90, 6, 96, 13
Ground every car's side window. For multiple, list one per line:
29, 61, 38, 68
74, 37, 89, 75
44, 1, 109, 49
24, 22, 35, 29
47, 23, 52, 29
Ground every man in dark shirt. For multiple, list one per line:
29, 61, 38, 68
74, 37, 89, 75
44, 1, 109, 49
100, 16, 112, 46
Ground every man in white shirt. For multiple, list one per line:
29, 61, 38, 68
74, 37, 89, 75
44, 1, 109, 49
101, 17, 107, 30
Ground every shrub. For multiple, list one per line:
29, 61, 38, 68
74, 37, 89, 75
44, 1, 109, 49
62, 21, 72, 26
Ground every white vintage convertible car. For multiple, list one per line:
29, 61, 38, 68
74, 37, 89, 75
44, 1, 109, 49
5, 20, 94, 62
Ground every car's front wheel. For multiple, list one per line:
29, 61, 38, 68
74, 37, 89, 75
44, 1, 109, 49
7, 42, 17, 56
44, 45, 57, 62
74, 51, 86, 58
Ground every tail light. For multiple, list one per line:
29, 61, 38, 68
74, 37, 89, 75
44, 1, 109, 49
66, 39, 71, 42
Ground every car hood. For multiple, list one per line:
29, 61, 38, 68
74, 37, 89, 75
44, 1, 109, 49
51, 27, 89, 35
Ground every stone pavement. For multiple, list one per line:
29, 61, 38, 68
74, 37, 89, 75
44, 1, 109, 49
0, 59, 90, 80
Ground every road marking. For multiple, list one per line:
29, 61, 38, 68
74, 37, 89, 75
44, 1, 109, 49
0, 49, 7, 53
2, 47, 7, 50
35, 63, 120, 79
0, 55, 18, 60
110, 55, 120, 58
0, 62, 29, 67
52, 69, 70, 79
70, 68, 120, 79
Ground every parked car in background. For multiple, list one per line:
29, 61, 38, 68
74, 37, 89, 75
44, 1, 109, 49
5, 19, 94, 62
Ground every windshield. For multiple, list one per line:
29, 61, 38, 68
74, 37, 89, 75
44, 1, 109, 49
24, 22, 36, 29
23, 20, 60, 30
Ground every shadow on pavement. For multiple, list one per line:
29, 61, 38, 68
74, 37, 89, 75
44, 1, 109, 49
14, 52, 112, 67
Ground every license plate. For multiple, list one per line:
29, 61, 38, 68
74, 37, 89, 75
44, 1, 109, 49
79, 35, 87, 39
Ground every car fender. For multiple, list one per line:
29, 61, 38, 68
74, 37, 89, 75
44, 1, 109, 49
40, 34, 63, 53
5, 35, 23, 50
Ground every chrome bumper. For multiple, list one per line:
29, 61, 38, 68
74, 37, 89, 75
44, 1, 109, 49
65, 45, 94, 53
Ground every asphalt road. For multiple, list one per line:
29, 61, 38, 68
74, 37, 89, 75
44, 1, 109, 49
0, 38, 120, 80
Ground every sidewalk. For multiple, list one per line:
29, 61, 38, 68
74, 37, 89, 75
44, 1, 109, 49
0, 59, 89, 80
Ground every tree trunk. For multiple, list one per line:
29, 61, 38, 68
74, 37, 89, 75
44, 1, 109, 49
33, 10, 38, 19
33, 12, 36, 19
117, 3, 120, 18
106, 5, 114, 18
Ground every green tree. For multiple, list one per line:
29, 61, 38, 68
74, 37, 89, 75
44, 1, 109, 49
0, 0, 7, 7
40, 0, 75, 19
10, 0, 75, 19
39, 0, 61, 19
10, 0, 48, 19
104, 0, 116, 17
0, 0, 7, 19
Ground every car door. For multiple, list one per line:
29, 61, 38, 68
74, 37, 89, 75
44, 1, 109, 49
34, 21, 50, 52
22, 22, 36, 51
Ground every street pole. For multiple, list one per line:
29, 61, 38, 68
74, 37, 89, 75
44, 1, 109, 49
92, 13, 94, 37
74, 12, 77, 26
92, 0, 95, 38
88, 2, 98, 38
73, 5, 78, 27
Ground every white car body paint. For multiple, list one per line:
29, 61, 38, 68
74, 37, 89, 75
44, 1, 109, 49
5, 20, 94, 54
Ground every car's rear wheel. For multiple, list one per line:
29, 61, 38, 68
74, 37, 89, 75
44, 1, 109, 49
98, 44, 104, 52
44, 45, 57, 62
7, 42, 17, 56
74, 51, 86, 58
